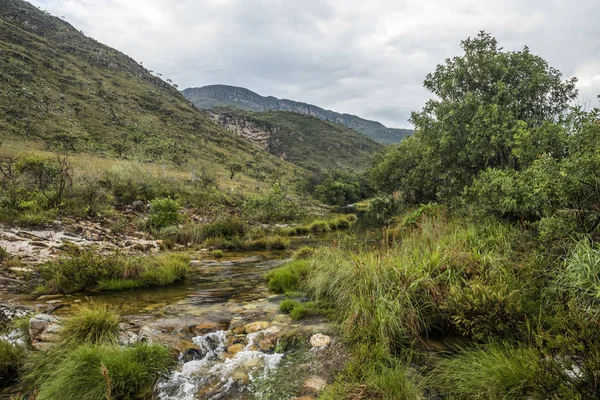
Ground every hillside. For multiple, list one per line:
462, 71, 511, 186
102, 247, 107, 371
182, 85, 413, 144
207, 108, 383, 172
0, 0, 303, 184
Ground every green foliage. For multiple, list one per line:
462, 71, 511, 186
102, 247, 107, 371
265, 260, 311, 293
59, 303, 119, 345
432, 344, 540, 399
37, 251, 189, 294
148, 197, 180, 229
212, 249, 224, 258
34, 343, 172, 400
243, 183, 302, 223
293, 246, 315, 260
0, 339, 25, 386
311, 171, 374, 206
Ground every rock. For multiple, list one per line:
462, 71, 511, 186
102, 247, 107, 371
29, 314, 61, 350
258, 335, 277, 352
243, 321, 269, 334
190, 321, 229, 336
36, 294, 64, 301
302, 376, 327, 394
228, 343, 245, 355
310, 333, 331, 348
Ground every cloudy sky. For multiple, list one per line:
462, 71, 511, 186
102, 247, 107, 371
31, 0, 600, 128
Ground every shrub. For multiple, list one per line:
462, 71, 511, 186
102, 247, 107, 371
148, 197, 180, 229
431, 344, 540, 399
279, 299, 299, 313
265, 260, 310, 293
59, 303, 119, 345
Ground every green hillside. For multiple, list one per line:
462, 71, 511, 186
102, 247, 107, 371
209, 108, 384, 172
0, 0, 302, 183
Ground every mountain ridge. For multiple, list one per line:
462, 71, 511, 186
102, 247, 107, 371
182, 84, 412, 144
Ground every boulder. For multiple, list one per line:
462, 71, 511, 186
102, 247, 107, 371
29, 314, 61, 350
302, 376, 327, 394
243, 320, 269, 334
310, 333, 331, 348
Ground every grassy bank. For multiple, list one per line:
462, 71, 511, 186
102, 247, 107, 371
36, 251, 190, 294
265, 206, 600, 398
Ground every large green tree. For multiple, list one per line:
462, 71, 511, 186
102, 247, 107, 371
375, 31, 578, 201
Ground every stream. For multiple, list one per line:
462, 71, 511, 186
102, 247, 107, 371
0, 231, 364, 399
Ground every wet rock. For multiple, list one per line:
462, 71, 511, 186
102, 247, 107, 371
310, 333, 331, 348
258, 335, 277, 352
36, 294, 64, 301
243, 321, 269, 334
29, 314, 61, 350
302, 376, 327, 394
190, 321, 229, 336
228, 343, 245, 355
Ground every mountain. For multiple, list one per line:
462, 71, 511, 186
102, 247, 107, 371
207, 108, 383, 172
182, 85, 413, 145
0, 0, 302, 183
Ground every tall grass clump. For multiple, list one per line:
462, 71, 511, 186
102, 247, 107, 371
34, 343, 172, 400
556, 239, 600, 302
431, 343, 540, 399
0, 339, 25, 386
265, 260, 311, 293
59, 303, 119, 345
320, 344, 420, 400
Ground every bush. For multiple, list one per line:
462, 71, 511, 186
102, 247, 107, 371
265, 260, 310, 293
59, 303, 120, 345
432, 344, 540, 399
148, 197, 180, 229
279, 299, 299, 313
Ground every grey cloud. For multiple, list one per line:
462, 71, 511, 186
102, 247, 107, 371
33, 0, 600, 128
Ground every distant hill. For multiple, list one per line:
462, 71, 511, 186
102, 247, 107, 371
0, 0, 303, 183
182, 85, 412, 144
207, 108, 383, 172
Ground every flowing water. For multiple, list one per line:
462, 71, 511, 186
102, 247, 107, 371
1, 231, 368, 399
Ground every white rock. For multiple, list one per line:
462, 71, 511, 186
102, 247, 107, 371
310, 333, 331, 348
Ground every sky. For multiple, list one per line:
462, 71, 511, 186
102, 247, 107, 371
31, 0, 600, 129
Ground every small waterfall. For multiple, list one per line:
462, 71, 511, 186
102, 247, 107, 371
156, 330, 283, 399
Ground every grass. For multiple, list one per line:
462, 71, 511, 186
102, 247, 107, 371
59, 303, 119, 345
0, 339, 25, 386
212, 249, 224, 258
34, 343, 172, 400
293, 246, 315, 259
279, 299, 320, 320
430, 343, 540, 399
265, 260, 311, 293
22, 302, 173, 399
37, 251, 190, 294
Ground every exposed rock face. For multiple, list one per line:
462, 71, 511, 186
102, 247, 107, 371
206, 110, 271, 150
182, 85, 413, 144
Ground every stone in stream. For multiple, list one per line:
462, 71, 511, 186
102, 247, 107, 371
310, 333, 331, 348
242, 320, 269, 333
29, 314, 62, 350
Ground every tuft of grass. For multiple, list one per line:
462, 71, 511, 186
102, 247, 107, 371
212, 249, 224, 258
431, 343, 540, 399
265, 260, 310, 293
309, 220, 331, 233
293, 246, 315, 260
33, 343, 173, 400
0, 339, 25, 386
59, 303, 120, 345
266, 236, 290, 250
38, 251, 190, 294
279, 299, 299, 313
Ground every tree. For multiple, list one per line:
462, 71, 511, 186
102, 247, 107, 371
228, 162, 243, 180
393, 31, 578, 202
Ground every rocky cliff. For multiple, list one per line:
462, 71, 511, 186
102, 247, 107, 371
182, 85, 412, 145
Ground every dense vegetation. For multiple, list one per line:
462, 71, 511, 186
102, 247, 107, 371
209, 108, 383, 173
266, 32, 600, 399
